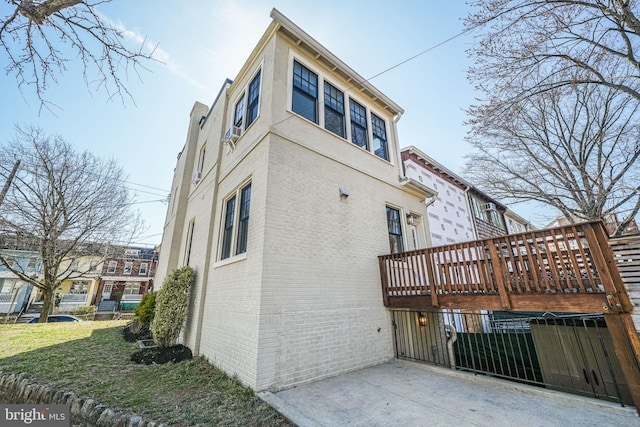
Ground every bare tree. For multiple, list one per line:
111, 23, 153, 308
0, 125, 142, 321
466, 1, 640, 108
1, 0, 155, 110
465, 84, 640, 236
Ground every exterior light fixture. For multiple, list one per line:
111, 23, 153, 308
417, 311, 428, 326
406, 213, 415, 225
339, 187, 349, 198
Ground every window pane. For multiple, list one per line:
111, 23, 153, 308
292, 90, 317, 123
292, 61, 318, 123
324, 82, 344, 137
371, 114, 388, 160
234, 95, 244, 128
350, 99, 369, 150
246, 70, 261, 127
221, 196, 236, 260
236, 183, 252, 255
386, 206, 404, 253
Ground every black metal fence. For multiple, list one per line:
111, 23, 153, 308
391, 310, 633, 406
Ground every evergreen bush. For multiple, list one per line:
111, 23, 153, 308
134, 291, 156, 326
152, 267, 194, 348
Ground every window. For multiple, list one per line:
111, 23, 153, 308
246, 70, 261, 127
70, 259, 79, 271
324, 81, 344, 137
70, 281, 88, 294
89, 261, 99, 272
124, 282, 140, 295
292, 60, 318, 123
107, 261, 117, 274
371, 113, 388, 160
124, 249, 140, 258
350, 99, 369, 150
236, 184, 251, 255
221, 196, 236, 260
386, 206, 404, 253
197, 144, 206, 174
221, 182, 252, 260
184, 221, 195, 266
139, 263, 148, 275
123, 262, 133, 275
234, 95, 245, 128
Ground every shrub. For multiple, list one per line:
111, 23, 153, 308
71, 305, 96, 316
134, 292, 156, 326
152, 266, 194, 348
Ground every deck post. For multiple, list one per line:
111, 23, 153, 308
603, 313, 640, 416
486, 239, 511, 310
378, 256, 390, 307
584, 222, 633, 313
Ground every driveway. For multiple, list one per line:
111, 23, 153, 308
259, 360, 638, 427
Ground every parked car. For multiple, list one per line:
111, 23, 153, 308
27, 315, 83, 323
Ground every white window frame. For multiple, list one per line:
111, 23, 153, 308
123, 261, 133, 275
123, 282, 140, 295
107, 261, 117, 274
139, 263, 149, 275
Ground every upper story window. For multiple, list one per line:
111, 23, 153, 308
350, 99, 369, 150
386, 206, 404, 253
123, 261, 133, 275
184, 220, 195, 266
324, 82, 345, 137
221, 182, 252, 260
371, 113, 388, 161
246, 70, 261, 128
234, 95, 244, 128
292, 60, 318, 123
139, 263, 149, 275
290, 58, 391, 162
197, 144, 206, 174
107, 261, 117, 274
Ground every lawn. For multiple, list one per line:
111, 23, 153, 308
0, 320, 292, 426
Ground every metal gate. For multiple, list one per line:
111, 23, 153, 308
392, 309, 633, 406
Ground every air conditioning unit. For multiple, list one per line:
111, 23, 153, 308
485, 202, 496, 211
224, 126, 242, 142
192, 171, 202, 184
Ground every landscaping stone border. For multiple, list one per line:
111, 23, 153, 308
0, 371, 168, 427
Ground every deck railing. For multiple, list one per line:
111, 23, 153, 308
379, 221, 632, 313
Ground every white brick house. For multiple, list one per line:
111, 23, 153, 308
155, 9, 435, 391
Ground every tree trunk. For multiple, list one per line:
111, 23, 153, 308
40, 290, 54, 323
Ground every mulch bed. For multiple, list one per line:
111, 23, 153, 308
130, 345, 193, 365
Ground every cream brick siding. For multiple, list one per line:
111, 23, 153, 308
155, 9, 433, 391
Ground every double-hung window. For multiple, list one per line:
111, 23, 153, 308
221, 182, 252, 260
107, 261, 117, 274
123, 262, 133, 275
324, 82, 345, 137
350, 99, 369, 150
386, 206, 404, 253
246, 70, 261, 127
292, 60, 318, 123
234, 96, 244, 128
371, 113, 388, 161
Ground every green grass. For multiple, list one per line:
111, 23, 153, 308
0, 321, 292, 426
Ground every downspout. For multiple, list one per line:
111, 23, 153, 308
444, 325, 457, 369
392, 112, 404, 178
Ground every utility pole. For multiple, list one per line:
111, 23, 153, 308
0, 160, 20, 207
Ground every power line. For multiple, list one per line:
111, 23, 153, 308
123, 180, 169, 193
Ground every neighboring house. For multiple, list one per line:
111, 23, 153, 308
547, 213, 639, 236
96, 246, 157, 310
55, 256, 103, 312
155, 9, 435, 392
401, 146, 530, 244
0, 250, 40, 314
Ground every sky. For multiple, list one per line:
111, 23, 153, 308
0, 0, 550, 246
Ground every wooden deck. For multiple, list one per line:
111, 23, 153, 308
378, 221, 632, 313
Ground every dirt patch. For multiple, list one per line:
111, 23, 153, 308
130, 344, 193, 365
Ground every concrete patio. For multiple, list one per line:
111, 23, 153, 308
259, 360, 638, 427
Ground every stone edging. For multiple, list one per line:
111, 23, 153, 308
0, 372, 168, 426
